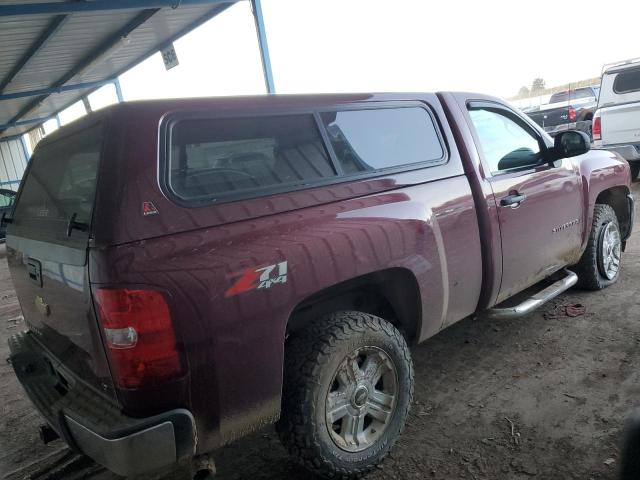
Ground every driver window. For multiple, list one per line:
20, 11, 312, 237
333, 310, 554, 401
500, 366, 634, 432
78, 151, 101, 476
469, 107, 542, 175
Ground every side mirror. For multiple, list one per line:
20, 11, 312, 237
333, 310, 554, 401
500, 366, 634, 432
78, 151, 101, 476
553, 130, 591, 159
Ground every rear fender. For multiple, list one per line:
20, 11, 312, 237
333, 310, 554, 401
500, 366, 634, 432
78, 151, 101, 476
576, 149, 631, 250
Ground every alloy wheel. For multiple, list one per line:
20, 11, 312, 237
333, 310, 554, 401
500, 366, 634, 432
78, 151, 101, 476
325, 346, 398, 452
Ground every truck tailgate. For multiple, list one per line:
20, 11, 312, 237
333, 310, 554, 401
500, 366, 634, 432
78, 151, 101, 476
601, 102, 640, 145
6, 122, 116, 399
527, 106, 568, 128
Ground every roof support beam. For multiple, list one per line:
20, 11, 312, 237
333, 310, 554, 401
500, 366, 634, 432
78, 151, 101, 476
0, 116, 52, 131
250, 0, 275, 94
0, 1, 233, 137
2, 8, 159, 133
0, 78, 116, 101
0, 0, 238, 17
0, 14, 68, 94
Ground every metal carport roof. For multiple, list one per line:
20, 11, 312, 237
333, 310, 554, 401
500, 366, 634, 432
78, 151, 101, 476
0, 0, 274, 139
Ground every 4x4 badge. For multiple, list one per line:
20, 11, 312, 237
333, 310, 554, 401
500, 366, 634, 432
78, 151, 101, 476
225, 261, 288, 297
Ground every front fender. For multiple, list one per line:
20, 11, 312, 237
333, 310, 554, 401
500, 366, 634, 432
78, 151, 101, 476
575, 148, 631, 250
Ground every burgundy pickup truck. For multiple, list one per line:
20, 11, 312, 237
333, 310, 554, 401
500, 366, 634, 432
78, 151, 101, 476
5, 92, 633, 479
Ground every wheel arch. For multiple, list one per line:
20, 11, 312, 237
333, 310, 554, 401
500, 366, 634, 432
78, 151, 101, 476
595, 185, 632, 241
285, 268, 422, 343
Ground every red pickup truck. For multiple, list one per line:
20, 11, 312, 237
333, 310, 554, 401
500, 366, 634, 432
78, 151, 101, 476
6, 92, 633, 479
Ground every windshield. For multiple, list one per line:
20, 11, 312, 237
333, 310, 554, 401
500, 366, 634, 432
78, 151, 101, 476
10, 123, 102, 244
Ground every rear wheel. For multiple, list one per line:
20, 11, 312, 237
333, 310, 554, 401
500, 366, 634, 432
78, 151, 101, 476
277, 311, 413, 479
574, 204, 622, 290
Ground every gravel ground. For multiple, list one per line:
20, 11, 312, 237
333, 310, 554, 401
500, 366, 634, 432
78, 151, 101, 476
2, 183, 640, 480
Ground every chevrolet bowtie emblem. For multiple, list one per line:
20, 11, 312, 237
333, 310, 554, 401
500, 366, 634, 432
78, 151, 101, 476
35, 296, 50, 316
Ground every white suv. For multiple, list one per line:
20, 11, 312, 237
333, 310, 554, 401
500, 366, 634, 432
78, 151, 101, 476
593, 59, 640, 177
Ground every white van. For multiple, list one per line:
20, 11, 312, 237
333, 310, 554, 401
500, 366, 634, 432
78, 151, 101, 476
593, 60, 640, 177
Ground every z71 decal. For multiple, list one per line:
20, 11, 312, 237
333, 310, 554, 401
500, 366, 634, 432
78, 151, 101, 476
225, 261, 288, 298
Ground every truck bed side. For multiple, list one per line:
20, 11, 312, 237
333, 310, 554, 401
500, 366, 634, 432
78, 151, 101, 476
88, 94, 484, 450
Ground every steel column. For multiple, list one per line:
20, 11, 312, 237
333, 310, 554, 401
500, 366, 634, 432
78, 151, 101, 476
81, 97, 92, 113
250, 0, 275, 94
113, 78, 124, 102
20, 134, 30, 161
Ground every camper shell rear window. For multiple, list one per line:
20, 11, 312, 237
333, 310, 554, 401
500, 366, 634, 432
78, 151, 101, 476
10, 123, 103, 245
613, 67, 640, 94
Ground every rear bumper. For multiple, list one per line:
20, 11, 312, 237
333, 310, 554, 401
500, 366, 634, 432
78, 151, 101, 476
8, 331, 196, 477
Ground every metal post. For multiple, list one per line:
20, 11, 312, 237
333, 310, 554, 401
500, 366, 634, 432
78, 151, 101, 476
20, 134, 30, 161
113, 78, 124, 102
82, 96, 92, 113
250, 0, 275, 94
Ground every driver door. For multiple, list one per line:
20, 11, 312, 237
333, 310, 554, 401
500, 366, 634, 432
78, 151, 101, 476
467, 102, 583, 303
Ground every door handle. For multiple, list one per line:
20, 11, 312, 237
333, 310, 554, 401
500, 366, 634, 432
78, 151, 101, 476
500, 193, 526, 207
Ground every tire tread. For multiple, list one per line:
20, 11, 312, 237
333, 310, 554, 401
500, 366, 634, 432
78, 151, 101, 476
277, 311, 413, 479
574, 203, 620, 290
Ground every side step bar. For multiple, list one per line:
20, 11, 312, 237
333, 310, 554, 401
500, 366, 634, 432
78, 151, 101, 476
485, 269, 578, 319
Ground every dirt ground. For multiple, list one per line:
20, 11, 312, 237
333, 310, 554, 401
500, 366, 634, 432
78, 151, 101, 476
2, 184, 640, 480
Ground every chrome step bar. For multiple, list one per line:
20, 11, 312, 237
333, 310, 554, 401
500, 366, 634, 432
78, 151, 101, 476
485, 269, 578, 319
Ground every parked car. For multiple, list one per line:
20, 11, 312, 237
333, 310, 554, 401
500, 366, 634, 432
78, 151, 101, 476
0, 188, 16, 240
524, 86, 600, 139
5, 93, 633, 479
593, 60, 640, 178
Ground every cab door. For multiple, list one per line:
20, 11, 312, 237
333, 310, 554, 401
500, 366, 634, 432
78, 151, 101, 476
467, 101, 583, 303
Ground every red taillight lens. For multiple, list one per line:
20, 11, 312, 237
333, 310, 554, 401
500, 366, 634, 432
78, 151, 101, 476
93, 288, 182, 388
593, 114, 602, 141
568, 107, 577, 122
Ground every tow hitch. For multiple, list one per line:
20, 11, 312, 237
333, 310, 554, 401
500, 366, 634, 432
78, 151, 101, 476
39, 424, 60, 444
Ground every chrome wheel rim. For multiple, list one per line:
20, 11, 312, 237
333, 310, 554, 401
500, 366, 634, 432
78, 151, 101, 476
325, 346, 398, 452
598, 221, 621, 280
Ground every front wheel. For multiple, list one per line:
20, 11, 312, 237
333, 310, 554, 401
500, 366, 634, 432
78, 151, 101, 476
574, 204, 622, 290
277, 311, 414, 479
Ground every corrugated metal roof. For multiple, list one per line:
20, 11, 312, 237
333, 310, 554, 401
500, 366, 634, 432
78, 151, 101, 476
0, 0, 241, 139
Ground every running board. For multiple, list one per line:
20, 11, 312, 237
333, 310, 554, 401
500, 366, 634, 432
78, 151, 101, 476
485, 269, 578, 319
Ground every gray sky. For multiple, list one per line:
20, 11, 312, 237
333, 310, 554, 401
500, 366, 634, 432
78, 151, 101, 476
56, 0, 640, 127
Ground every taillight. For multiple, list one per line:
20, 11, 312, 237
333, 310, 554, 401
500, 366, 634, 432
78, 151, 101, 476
93, 288, 182, 388
568, 107, 577, 122
592, 114, 602, 141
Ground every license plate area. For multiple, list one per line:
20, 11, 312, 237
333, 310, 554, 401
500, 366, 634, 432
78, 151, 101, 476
26, 258, 42, 287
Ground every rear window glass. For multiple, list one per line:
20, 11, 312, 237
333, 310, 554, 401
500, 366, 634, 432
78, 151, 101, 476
320, 107, 444, 174
614, 68, 640, 94
549, 88, 596, 103
11, 123, 102, 242
168, 114, 336, 202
